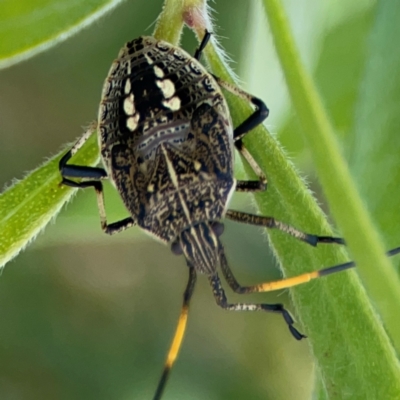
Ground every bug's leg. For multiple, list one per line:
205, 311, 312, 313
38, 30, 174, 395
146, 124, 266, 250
60, 126, 135, 235
61, 179, 135, 235
59, 124, 108, 181
193, 30, 212, 61
212, 77, 269, 142
220, 240, 400, 294
154, 266, 197, 400
213, 77, 269, 191
225, 209, 345, 247
208, 272, 305, 340
235, 141, 267, 192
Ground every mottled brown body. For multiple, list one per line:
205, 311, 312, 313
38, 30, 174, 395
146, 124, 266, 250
98, 37, 235, 244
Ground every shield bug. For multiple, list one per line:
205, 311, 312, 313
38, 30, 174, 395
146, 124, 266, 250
59, 32, 400, 399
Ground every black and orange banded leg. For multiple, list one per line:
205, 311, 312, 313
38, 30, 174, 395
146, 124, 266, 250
217, 244, 400, 339
208, 272, 305, 340
219, 239, 400, 296
153, 267, 197, 400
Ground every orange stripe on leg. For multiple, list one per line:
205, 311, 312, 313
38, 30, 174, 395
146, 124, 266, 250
255, 271, 321, 292
166, 304, 189, 368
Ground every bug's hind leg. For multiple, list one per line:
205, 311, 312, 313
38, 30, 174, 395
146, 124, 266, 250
208, 272, 305, 340
153, 267, 197, 400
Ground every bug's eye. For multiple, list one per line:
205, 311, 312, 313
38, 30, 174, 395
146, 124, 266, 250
171, 240, 183, 256
211, 222, 224, 237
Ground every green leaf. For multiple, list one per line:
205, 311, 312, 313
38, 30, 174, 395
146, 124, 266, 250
0, 132, 98, 267
349, 2, 400, 251
259, 0, 400, 398
280, 7, 376, 161
0, 0, 125, 69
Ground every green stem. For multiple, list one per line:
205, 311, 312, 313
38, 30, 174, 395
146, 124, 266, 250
153, 0, 185, 44
262, 0, 400, 349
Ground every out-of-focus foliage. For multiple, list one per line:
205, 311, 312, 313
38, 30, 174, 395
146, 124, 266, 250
0, 0, 125, 68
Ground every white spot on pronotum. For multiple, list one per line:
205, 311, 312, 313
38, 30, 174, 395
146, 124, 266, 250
162, 96, 181, 111
153, 65, 164, 78
124, 79, 131, 94
194, 161, 201, 171
147, 184, 155, 193
123, 94, 135, 115
127, 113, 140, 131
156, 79, 175, 99
144, 53, 154, 65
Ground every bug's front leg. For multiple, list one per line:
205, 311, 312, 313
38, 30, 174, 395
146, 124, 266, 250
59, 126, 135, 235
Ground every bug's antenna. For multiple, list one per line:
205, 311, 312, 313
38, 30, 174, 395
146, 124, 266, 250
153, 267, 197, 400
249, 246, 400, 293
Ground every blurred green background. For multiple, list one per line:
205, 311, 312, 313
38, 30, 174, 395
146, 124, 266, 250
1, 0, 400, 399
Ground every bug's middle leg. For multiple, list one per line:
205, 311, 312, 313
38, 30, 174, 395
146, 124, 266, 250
225, 209, 344, 247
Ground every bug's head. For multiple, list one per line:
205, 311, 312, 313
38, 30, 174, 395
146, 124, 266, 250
171, 222, 225, 274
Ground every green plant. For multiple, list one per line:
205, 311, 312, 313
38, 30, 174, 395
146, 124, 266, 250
1, 1, 400, 399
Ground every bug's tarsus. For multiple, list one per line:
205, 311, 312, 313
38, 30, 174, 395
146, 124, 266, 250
387, 246, 400, 258
154, 267, 197, 400
194, 30, 212, 61
317, 246, 400, 278
312, 236, 346, 245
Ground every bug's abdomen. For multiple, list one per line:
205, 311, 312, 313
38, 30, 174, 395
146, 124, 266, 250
97, 36, 235, 242
141, 179, 234, 242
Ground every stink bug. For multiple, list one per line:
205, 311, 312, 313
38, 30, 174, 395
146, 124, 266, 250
59, 32, 400, 399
